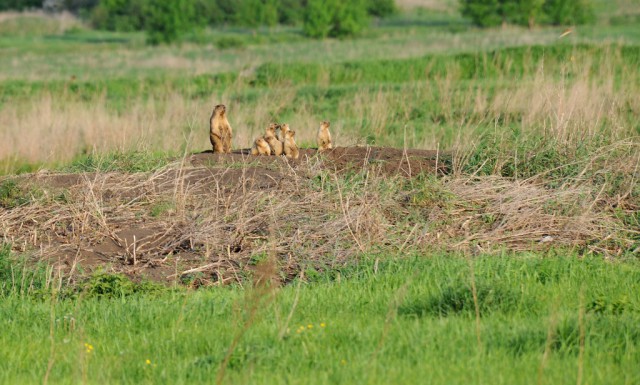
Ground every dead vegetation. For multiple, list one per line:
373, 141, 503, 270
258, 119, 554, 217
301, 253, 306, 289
0, 146, 636, 287
448, 176, 627, 253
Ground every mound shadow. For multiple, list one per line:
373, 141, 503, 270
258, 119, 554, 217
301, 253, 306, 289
398, 282, 526, 318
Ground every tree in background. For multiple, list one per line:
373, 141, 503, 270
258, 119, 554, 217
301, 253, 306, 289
87, 0, 392, 38
460, 0, 593, 28
0, 0, 41, 11
90, 0, 147, 31
331, 0, 369, 37
277, 0, 305, 25
543, 0, 594, 25
303, 0, 335, 38
61, 0, 100, 13
144, 0, 198, 45
517, 0, 545, 29
367, 0, 397, 18
460, 0, 504, 28
0, 0, 397, 42
236, 0, 279, 27
304, 0, 370, 38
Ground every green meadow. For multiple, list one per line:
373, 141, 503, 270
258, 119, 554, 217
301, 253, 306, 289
2, 253, 640, 384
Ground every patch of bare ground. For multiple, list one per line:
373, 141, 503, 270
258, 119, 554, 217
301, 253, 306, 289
190, 146, 446, 177
0, 146, 635, 287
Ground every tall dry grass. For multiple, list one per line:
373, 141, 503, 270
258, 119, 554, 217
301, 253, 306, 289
1, 45, 638, 170
0, 90, 338, 167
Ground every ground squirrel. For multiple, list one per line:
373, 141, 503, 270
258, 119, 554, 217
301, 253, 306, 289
209, 104, 233, 153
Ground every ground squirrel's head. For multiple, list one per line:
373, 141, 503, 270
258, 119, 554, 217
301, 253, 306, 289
256, 137, 268, 146
285, 129, 296, 139
213, 104, 226, 116
280, 123, 290, 132
265, 123, 278, 137
320, 121, 331, 130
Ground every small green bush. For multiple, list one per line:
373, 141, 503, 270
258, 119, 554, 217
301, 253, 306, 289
216, 36, 246, 50
84, 273, 135, 298
0, 179, 28, 208
83, 273, 166, 299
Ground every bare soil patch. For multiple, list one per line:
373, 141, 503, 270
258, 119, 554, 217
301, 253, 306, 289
190, 146, 447, 177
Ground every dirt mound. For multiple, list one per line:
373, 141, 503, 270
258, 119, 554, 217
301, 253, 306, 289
1, 145, 630, 288
2, 146, 448, 286
190, 146, 448, 177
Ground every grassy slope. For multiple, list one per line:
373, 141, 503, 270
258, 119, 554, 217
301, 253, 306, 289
1, 254, 639, 384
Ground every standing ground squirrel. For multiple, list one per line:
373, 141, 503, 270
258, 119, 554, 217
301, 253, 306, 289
284, 128, 299, 159
264, 123, 284, 156
209, 104, 233, 153
317, 120, 332, 151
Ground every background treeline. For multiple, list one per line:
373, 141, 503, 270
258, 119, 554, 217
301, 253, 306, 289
0, 0, 594, 43
0, 0, 396, 32
460, 0, 594, 28
0, 0, 396, 42
0, 0, 41, 10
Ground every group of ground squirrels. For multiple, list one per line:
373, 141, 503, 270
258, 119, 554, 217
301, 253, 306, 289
209, 104, 332, 159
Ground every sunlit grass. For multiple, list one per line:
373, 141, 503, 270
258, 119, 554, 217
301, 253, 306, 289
1, 254, 639, 384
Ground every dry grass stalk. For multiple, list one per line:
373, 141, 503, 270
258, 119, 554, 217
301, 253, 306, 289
216, 255, 279, 385
537, 301, 560, 385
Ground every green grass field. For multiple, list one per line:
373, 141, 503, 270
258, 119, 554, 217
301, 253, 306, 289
1, 1, 639, 383
2, 253, 639, 385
